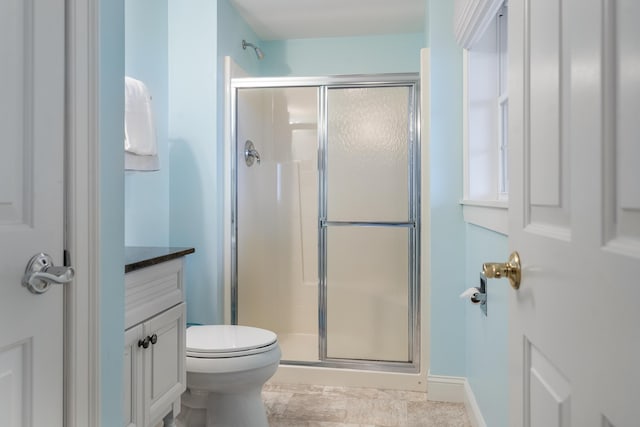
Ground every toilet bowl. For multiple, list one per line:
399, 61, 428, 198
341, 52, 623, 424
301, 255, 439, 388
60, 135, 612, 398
179, 325, 281, 427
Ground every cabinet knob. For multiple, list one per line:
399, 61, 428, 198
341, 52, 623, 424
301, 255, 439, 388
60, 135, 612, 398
150, 334, 158, 345
138, 336, 150, 349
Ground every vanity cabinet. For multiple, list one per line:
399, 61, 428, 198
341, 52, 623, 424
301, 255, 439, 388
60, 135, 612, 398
124, 251, 192, 427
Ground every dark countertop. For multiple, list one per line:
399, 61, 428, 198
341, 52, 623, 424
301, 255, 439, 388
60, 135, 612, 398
125, 246, 195, 273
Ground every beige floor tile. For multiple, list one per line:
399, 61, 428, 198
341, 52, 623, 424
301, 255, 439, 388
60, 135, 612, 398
380, 389, 429, 403
264, 383, 326, 395
263, 390, 294, 418
269, 418, 309, 427
321, 386, 383, 400
268, 419, 311, 427
406, 401, 471, 427
281, 393, 349, 422
344, 397, 408, 426
269, 421, 375, 427
264, 382, 471, 427
308, 422, 377, 427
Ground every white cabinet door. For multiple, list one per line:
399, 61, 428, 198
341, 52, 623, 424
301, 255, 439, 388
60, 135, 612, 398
123, 303, 187, 427
145, 303, 186, 426
509, 0, 640, 425
125, 303, 186, 427
124, 324, 144, 427
0, 0, 65, 425
140, 303, 186, 427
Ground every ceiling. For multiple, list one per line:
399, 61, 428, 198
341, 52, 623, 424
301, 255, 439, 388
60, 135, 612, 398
229, 0, 426, 41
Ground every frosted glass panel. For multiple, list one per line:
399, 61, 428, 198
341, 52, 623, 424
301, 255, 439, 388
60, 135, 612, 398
327, 87, 410, 221
326, 227, 409, 361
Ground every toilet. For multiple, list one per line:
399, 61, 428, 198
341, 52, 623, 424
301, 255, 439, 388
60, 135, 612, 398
179, 325, 281, 427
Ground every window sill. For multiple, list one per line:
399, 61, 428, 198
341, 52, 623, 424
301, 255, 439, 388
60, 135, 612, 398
460, 199, 508, 235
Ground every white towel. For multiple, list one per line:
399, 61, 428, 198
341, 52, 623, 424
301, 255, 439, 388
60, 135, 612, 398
125, 151, 159, 171
124, 76, 157, 157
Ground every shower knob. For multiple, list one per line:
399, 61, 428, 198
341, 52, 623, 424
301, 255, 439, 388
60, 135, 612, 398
244, 140, 261, 166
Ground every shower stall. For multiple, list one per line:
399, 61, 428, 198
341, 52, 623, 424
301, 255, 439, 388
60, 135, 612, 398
230, 74, 420, 373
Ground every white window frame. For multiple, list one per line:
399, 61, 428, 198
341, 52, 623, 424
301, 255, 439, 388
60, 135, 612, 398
461, 2, 508, 235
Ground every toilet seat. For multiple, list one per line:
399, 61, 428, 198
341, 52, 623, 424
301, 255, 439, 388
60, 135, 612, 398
186, 325, 278, 358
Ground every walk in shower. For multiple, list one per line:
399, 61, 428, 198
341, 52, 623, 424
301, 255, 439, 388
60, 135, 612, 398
231, 74, 420, 372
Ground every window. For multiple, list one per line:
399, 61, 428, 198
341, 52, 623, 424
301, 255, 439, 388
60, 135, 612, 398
462, 2, 509, 234
497, 5, 508, 196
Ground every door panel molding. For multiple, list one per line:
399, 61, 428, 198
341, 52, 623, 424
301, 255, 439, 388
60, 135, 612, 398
524, 0, 571, 240
525, 339, 571, 427
0, 340, 31, 427
602, 0, 640, 257
528, 0, 562, 208
0, 0, 35, 226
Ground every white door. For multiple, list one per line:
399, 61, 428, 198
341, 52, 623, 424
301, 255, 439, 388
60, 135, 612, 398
0, 0, 66, 425
509, 0, 640, 426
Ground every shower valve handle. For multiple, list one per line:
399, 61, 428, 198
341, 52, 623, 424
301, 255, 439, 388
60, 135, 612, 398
244, 140, 261, 166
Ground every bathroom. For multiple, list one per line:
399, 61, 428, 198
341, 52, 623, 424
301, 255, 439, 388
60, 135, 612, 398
118, 0, 508, 426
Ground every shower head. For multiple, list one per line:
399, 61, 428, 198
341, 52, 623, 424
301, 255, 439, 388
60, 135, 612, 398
242, 39, 264, 60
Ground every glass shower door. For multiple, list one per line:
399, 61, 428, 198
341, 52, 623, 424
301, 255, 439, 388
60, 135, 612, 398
236, 86, 320, 363
321, 85, 418, 365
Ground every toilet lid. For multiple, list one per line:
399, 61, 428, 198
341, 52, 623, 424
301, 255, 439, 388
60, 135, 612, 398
186, 325, 277, 358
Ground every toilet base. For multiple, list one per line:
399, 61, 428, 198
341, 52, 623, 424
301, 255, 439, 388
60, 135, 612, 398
178, 387, 269, 427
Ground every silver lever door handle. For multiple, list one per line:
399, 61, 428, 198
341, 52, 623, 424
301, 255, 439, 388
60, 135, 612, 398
22, 253, 75, 294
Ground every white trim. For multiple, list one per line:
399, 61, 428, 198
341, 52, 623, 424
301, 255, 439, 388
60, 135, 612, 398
464, 379, 488, 427
454, 0, 505, 49
427, 373, 487, 427
223, 57, 232, 325
461, 199, 508, 209
274, 365, 427, 392
65, 0, 101, 425
223, 56, 250, 324
420, 47, 432, 390
427, 373, 466, 403
462, 50, 470, 201
462, 202, 508, 235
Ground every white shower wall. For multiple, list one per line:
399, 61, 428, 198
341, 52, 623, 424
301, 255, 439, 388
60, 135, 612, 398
237, 87, 319, 361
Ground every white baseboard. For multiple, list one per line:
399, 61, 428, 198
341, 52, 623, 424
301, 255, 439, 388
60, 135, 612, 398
427, 373, 466, 402
427, 373, 487, 427
463, 379, 487, 427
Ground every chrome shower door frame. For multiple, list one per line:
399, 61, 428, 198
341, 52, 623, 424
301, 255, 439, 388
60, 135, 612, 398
230, 74, 421, 373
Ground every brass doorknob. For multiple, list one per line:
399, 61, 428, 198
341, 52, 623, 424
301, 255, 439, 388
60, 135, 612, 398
482, 251, 521, 290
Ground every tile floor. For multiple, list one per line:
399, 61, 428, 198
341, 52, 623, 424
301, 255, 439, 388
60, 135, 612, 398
263, 383, 471, 427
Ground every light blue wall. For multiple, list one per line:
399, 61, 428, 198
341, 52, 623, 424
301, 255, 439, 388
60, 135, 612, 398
124, 0, 170, 246
427, 4, 509, 425
166, 0, 262, 326
167, 0, 220, 325
217, 0, 262, 78
427, 0, 466, 377
465, 224, 508, 427
100, 0, 125, 425
260, 33, 424, 76
217, 0, 262, 166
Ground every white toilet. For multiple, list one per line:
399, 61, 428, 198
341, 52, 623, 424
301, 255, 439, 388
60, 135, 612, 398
178, 325, 281, 427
